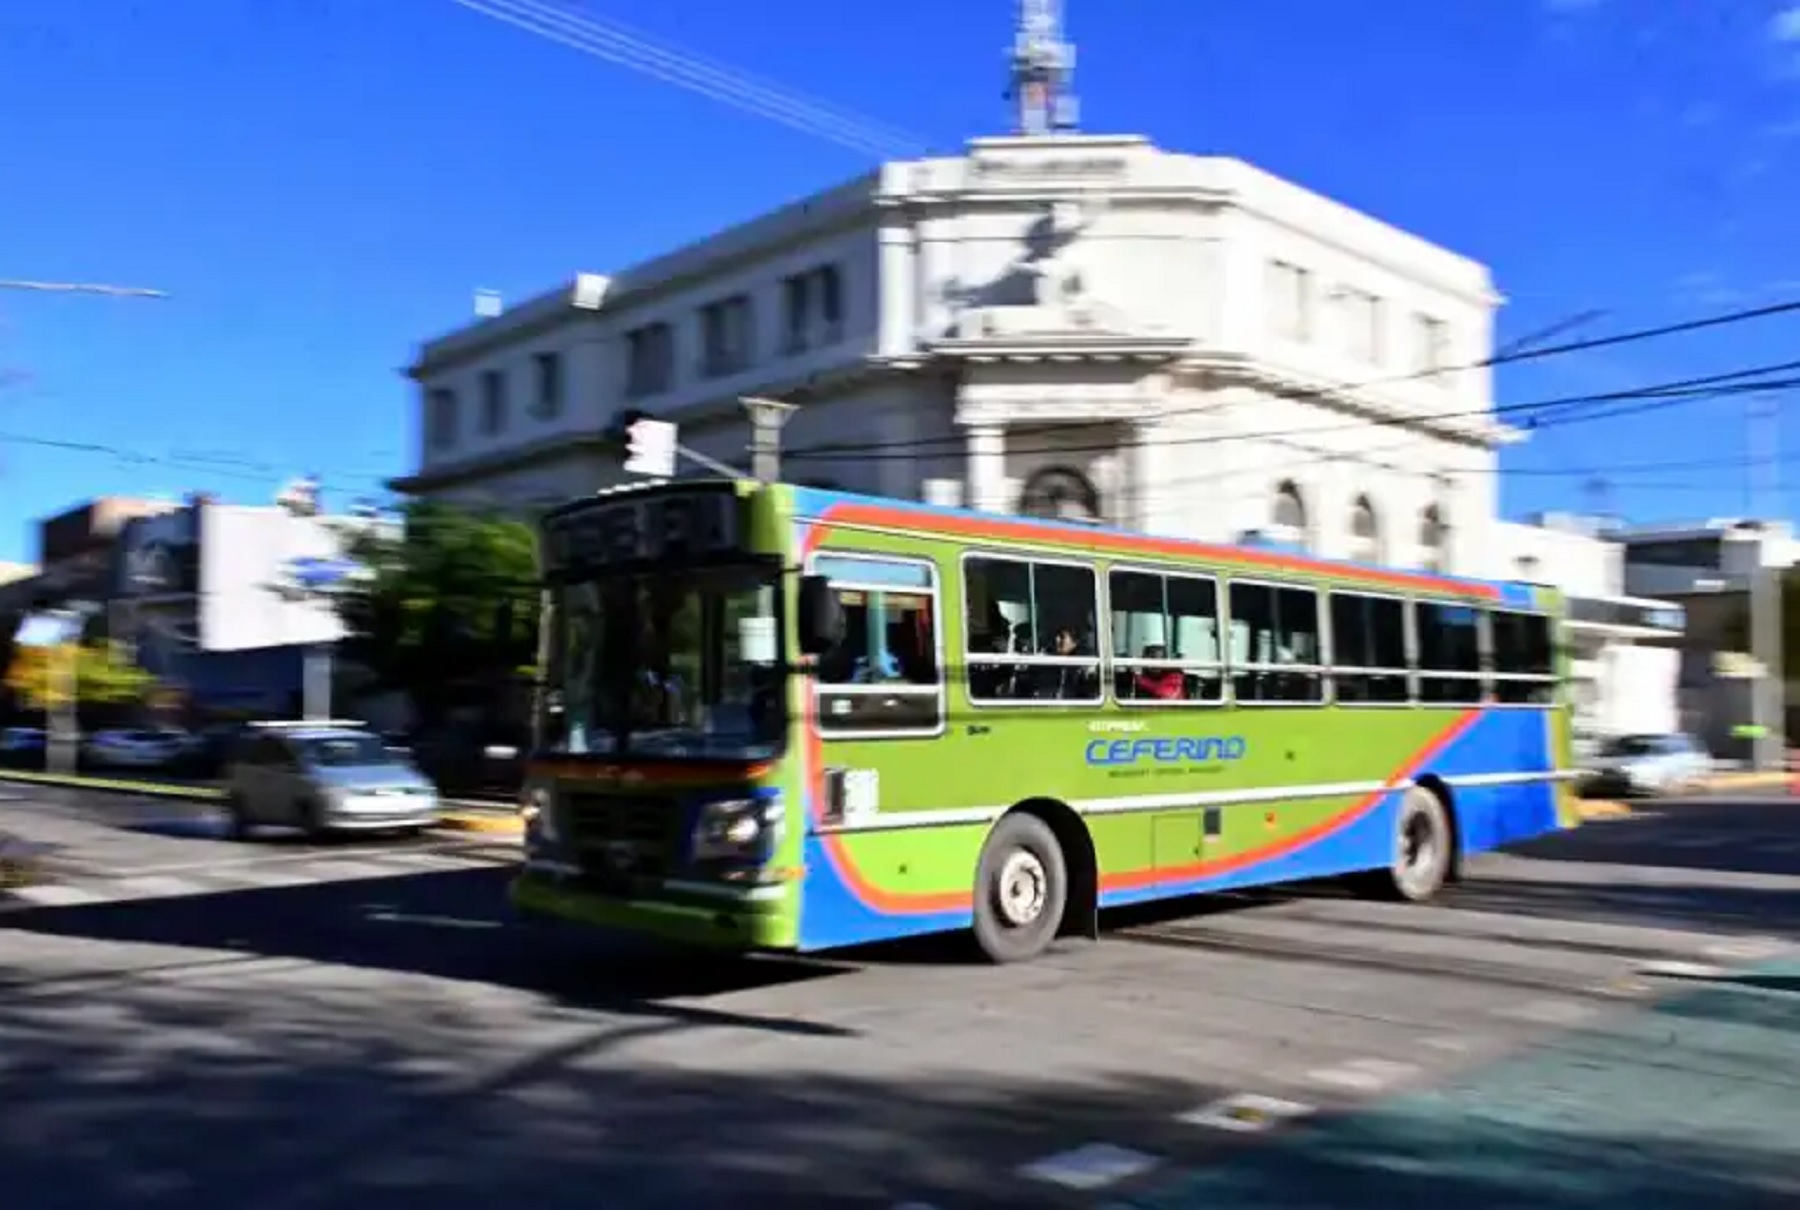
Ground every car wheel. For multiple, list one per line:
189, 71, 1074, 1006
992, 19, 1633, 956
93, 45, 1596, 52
971, 813, 1068, 964
223, 793, 253, 841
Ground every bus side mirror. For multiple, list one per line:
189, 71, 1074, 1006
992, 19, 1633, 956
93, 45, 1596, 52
797, 575, 843, 655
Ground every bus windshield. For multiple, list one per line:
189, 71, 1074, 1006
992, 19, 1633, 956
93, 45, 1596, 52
542, 564, 784, 761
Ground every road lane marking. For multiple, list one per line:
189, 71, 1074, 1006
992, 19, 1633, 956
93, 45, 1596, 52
1494, 999, 1593, 1025
1178, 1093, 1315, 1133
1637, 960, 1727, 979
1304, 1058, 1419, 1092
3, 882, 107, 908
1019, 1143, 1160, 1190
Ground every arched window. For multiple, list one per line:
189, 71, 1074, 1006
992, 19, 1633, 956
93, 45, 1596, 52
1420, 505, 1448, 573
1272, 480, 1307, 545
1349, 495, 1381, 564
1019, 466, 1102, 522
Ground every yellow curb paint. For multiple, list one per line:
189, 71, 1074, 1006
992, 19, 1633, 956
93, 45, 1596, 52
435, 812, 523, 835
0, 771, 224, 800
1576, 799, 1633, 819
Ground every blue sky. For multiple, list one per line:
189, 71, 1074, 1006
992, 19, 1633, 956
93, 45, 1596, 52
3, 0, 1800, 564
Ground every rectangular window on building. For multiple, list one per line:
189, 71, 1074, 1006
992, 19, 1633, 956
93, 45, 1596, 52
1228, 581, 1324, 703
480, 369, 506, 435
701, 294, 755, 378
809, 554, 942, 735
1108, 569, 1223, 704
532, 352, 562, 419
427, 388, 458, 450
816, 264, 844, 343
1414, 600, 1483, 704
781, 274, 810, 353
1489, 609, 1557, 704
625, 322, 673, 398
1413, 313, 1450, 384
963, 556, 1101, 704
1336, 287, 1383, 364
1266, 260, 1312, 342
1329, 591, 1409, 703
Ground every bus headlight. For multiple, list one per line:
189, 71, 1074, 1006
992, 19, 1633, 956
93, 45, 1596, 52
691, 796, 781, 861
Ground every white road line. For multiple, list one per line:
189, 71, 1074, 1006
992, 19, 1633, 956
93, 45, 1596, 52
111, 875, 207, 900
1422, 1035, 1476, 1053
97, 843, 477, 881
1704, 937, 1790, 961
4, 883, 109, 908
1177, 1093, 1315, 1134
1018, 1143, 1160, 1190
1304, 1059, 1419, 1092
1494, 999, 1593, 1026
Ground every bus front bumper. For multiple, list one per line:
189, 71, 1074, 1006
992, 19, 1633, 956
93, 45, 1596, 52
509, 864, 795, 950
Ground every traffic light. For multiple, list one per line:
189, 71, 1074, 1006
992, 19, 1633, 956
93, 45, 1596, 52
608, 408, 677, 477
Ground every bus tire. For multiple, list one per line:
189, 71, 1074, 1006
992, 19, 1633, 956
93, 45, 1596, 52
1373, 784, 1455, 903
972, 812, 1068, 964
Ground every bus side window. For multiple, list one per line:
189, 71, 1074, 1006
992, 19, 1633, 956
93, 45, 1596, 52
1414, 601, 1484, 704
809, 555, 944, 736
1228, 581, 1324, 704
1108, 568, 1224, 705
1328, 591, 1409, 704
1490, 609, 1556, 704
964, 556, 1101, 705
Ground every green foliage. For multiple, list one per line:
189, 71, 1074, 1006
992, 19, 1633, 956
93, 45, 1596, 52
334, 500, 541, 717
4, 641, 155, 710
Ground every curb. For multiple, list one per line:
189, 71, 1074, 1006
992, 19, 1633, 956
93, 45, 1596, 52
1701, 772, 1792, 792
1575, 799, 1633, 820
0, 770, 224, 801
435, 809, 523, 835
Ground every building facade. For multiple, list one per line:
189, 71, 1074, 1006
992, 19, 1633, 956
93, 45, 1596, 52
397, 134, 1512, 576
110, 498, 383, 716
1614, 518, 1798, 756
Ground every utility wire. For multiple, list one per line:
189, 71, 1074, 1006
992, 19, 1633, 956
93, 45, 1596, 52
451, 0, 927, 159
787, 296, 1800, 462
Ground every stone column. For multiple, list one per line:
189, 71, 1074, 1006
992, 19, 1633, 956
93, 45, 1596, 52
876, 218, 914, 357
1128, 420, 1167, 533
965, 425, 1007, 513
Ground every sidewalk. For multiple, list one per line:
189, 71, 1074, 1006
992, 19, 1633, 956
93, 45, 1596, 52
1115, 953, 1800, 1208
0, 768, 521, 835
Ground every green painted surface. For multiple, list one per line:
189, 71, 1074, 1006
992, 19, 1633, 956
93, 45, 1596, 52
1118, 958, 1800, 1208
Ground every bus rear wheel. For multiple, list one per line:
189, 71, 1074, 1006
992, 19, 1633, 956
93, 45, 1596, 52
1367, 785, 1454, 903
972, 813, 1068, 964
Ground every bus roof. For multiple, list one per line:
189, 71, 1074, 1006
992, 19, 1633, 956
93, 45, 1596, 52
788, 483, 1545, 608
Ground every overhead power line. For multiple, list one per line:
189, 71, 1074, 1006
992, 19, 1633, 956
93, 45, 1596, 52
785, 295, 1800, 462
450, 0, 929, 159
0, 279, 167, 298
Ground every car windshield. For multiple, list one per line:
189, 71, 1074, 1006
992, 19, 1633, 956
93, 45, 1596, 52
541, 564, 783, 761
296, 734, 401, 768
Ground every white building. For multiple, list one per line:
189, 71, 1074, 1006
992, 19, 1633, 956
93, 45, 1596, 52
1490, 514, 1685, 749
396, 131, 1515, 576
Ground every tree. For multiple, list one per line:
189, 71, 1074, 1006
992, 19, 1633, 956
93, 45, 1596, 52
4, 641, 155, 712
334, 500, 540, 725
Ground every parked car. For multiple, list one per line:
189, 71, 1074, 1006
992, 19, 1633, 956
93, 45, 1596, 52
222, 720, 441, 840
0, 727, 47, 767
1581, 732, 1713, 798
84, 728, 197, 771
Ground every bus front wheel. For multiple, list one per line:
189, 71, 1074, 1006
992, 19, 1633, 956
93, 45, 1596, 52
1367, 785, 1454, 903
973, 813, 1068, 964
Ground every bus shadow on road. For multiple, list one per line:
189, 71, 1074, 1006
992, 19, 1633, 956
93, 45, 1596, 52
0, 867, 857, 1034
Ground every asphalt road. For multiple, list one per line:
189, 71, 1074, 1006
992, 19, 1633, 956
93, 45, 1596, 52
1, 785, 1797, 1209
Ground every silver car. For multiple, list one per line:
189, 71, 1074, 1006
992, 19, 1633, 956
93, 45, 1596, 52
1582, 732, 1713, 798
223, 723, 441, 840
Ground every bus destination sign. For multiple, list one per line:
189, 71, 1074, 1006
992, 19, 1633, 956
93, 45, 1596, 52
543, 489, 740, 573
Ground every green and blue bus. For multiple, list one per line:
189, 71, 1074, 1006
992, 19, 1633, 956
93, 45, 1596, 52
513, 478, 1577, 962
